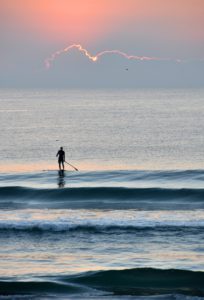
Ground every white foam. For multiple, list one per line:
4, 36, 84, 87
0, 209, 204, 231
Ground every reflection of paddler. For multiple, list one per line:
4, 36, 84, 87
58, 170, 65, 188
56, 147, 65, 170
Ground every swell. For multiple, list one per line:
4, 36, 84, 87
70, 267, 204, 295
1, 268, 204, 296
1, 169, 204, 182
1, 186, 204, 201
1, 220, 204, 233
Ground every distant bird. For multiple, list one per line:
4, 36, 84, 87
125, 68, 129, 71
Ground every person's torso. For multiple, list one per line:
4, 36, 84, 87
58, 150, 65, 159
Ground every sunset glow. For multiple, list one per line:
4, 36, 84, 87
1, 0, 204, 87
2, 0, 204, 45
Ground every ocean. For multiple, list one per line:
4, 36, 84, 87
0, 88, 204, 299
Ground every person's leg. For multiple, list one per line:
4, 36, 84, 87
62, 161, 65, 170
58, 161, 61, 170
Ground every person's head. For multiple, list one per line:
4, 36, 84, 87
60, 147, 63, 150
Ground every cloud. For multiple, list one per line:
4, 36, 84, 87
0, 0, 204, 87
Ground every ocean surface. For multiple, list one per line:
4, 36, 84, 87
0, 89, 204, 299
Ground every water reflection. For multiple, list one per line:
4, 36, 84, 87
57, 170, 66, 188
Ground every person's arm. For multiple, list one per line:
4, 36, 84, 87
63, 152, 65, 162
56, 151, 59, 157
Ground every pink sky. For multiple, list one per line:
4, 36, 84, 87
1, 0, 204, 46
0, 0, 204, 87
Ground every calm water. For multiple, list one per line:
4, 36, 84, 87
0, 88, 204, 171
0, 89, 204, 299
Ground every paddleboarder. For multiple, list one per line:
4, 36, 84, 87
56, 147, 65, 170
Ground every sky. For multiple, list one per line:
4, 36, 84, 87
0, 0, 204, 88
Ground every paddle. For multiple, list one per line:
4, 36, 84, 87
65, 161, 79, 171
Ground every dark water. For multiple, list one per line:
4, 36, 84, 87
1, 269, 204, 298
0, 170, 204, 299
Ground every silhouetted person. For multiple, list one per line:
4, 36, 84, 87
56, 147, 65, 170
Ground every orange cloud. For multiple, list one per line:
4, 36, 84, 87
44, 43, 173, 69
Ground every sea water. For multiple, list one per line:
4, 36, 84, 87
0, 89, 204, 299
